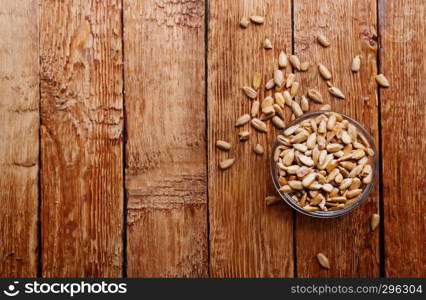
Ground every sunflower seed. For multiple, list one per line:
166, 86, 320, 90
341, 130, 352, 144
220, 158, 235, 170
316, 253, 330, 269
300, 61, 310, 71
289, 55, 301, 71
265, 79, 275, 90
328, 86, 345, 99
250, 16, 264, 24
307, 89, 323, 103
351, 55, 361, 72
242, 86, 257, 99
371, 214, 380, 231
216, 140, 231, 151
240, 17, 250, 28
291, 130, 309, 143
251, 118, 268, 133
261, 96, 274, 108
238, 131, 250, 141
266, 195, 280, 206
299, 154, 314, 167
300, 96, 309, 112
251, 100, 260, 117
291, 101, 303, 117
273, 104, 285, 119
349, 164, 363, 178
326, 143, 343, 152
317, 34, 330, 47
288, 180, 303, 190
264, 39, 273, 49
283, 149, 295, 166
235, 114, 251, 127
339, 178, 353, 190
290, 82, 300, 97
319, 104, 331, 111
252, 72, 262, 89
262, 105, 275, 115
286, 73, 296, 88
278, 52, 288, 68
318, 63, 332, 80
269, 115, 284, 129
254, 144, 264, 155
303, 205, 320, 212
375, 74, 390, 87
302, 172, 317, 187
283, 91, 293, 106
274, 69, 284, 87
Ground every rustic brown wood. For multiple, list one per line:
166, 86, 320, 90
208, 0, 294, 277
0, 0, 39, 277
379, 0, 426, 277
40, 0, 123, 277
124, 0, 208, 277
294, 0, 380, 277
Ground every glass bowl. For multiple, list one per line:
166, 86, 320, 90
270, 111, 378, 218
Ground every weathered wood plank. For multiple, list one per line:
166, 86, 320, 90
294, 0, 380, 277
379, 0, 426, 277
40, 0, 123, 277
124, 0, 208, 277
0, 0, 39, 277
208, 0, 294, 277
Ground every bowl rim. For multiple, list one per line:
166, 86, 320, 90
270, 110, 378, 218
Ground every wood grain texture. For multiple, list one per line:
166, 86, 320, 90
294, 0, 380, 277
208, 0, 294, 277
379, 0, 426, 277
124, 0, 208, 277
0, 0, 39, 277
40, 0, 123, 277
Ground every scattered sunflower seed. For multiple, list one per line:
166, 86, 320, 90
272, 116, 285, 129
307, 89, 323, 103
371, 213, 380, 231
240, 17, 250, 28
318, 63, 332, 80
278, 52, 288, 68
291, 101, 303, 117
249, 16, 264, 24
251, 101, 260, 117
235, 114, 251, 127
286, 73, 296, 88
319, 104, 331, 111
238, 131, 250, 141
265, 195, 281, 206
300, 61, 310, 71
351, 55, 361, 72
290, 82, 300, 97
251, 118, 268, 133
220, 158, 235, 170
317, 253, 330, 269
265, 79, 275, 90
216, 140, 231, 151
252, 72, 262, 89
242, 86, 257, 99
264, 39, 273, 49
375, 74, 390, 88
274, 69, 284, 87
301, 96, 309, 112
317, 34, 330, 47
254, 144, 264, 155
328, 86, 345, 99
289, 55, 301, 71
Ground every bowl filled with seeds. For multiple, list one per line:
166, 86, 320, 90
271, 111, 377, 218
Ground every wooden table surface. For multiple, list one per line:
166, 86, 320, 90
0, 0, 424, 278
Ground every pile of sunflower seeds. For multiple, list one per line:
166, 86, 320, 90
274, 112, 374, 212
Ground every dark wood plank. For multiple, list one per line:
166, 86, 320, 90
124, 0, 208, 277
208, 0, 294, 277
294, 0, 380, 277
379, 0, 426, 277
40, 0, 123, 277
0, 0, 39, 277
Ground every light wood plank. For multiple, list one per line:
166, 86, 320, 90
294, 0, 380, 277
208, 0, 294, 277
0, 0, 39, 277
124, 0, 208, 277
379, 0, 426, 277
40, 0, 123, 277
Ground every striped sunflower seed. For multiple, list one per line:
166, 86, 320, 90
316, 253, 330, 269
289, 55, 301, 71
250, 16, 264, 24
216, 140, 231, 151
307, 89, 323, 103
251, 118, 268, 133
235, 114, 251, 127
252, 72, 262, 89
279, 52, 288, 68
242, 86, 257, 99
318, 63, 332, 80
